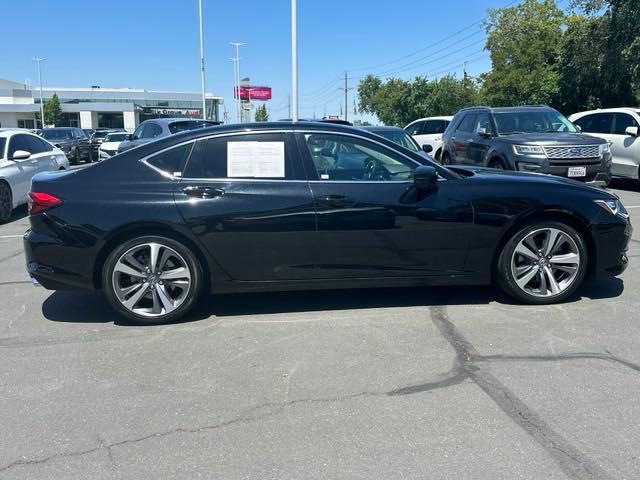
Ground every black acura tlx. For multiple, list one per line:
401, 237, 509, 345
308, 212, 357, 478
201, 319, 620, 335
23, 122, 632, 323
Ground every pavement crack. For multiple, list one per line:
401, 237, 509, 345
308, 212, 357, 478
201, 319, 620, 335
0, 251, 22, 264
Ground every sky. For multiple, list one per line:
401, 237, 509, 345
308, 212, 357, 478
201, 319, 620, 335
2, 0, 543, 123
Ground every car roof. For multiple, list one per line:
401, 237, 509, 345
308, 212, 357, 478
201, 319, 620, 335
459, 105, 554, 114
0, 128, 40, 137
43, 127, 76, 130
142, 117, 216, 125
569, 107, 640, 117
363, 126, 406, 132
407, 116, 453, 124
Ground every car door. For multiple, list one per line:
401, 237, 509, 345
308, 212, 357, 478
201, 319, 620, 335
406, 120, 425, 143
175, 131, 317, 281
74, 129, 91, 159
467, 112, 494, 165
23, 134, 57, 173
417, 120, 447, 154
298, 131, 474, 278
5, 134, 39, 204
450, 114, 476, 164
611, 113, 640, 178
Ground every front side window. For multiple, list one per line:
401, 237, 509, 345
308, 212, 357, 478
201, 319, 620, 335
303, 133, 416, 182
184, 133, 296, 180
141, 123, 163, 139
8, 135, 29, 158
422, 120, 446, 135
494, 110, 577, 134
146, 143, 194, 176
405, 121, 424, 136
457, 114, 477, 133
131, 125, 144, 140
612, 113, 639, 135
473, 113, 492, 134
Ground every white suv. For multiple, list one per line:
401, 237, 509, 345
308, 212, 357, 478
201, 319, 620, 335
569, 108, 640, 180
0, 129, 69, 222
404, 116, 453, 162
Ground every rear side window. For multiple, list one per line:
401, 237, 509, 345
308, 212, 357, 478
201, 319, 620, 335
457, 114, 477, 133
146, 143, 194, 176
422, 120, 446, 134
35, 136, 53, 151
184, 133, 298, 180
574, 113, 613, 134
612, 113, 639, 135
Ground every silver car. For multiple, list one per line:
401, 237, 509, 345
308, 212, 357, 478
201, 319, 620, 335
0, 129, 69, 222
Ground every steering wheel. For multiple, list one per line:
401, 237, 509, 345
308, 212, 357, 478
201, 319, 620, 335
364, 159, 391, 181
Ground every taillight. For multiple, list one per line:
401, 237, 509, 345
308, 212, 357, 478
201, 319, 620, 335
28, 192, 62, 215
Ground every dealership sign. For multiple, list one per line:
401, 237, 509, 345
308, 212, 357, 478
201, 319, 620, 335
234, 86, 272, 100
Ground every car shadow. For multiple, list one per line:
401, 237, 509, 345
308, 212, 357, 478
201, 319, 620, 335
609, 178, 640, 193
41, 278, 624, 326
8, 205, 27, 222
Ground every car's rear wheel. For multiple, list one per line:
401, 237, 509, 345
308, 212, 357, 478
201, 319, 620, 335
102, 235, 203, 323
496, 222, 587, 304
441, 151, 451, 165
0, 182, 13, 223
488, 158, 507, 170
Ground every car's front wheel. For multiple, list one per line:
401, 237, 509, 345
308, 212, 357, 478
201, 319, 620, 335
102, 235, 203, 323
496, 222, 588, 304
0, 182, 13, 223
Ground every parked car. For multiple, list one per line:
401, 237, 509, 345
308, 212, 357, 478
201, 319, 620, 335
98, 132, 130, 160
441, 106, 612, 185
90, 128, 122, 154
117, 118, 219, 153
24, 122, 631, 323
405, 116, 452, 161
41, 127, 93, 164
569, 108, 640, 180
363, 125, 434, 160
0, 129, 69, 222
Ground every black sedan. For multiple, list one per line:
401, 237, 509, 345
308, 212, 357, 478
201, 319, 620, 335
24, 122, 632, 323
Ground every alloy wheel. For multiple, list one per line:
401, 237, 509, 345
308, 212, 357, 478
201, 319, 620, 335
510, 227, 581, 298
111, 242, 192, 318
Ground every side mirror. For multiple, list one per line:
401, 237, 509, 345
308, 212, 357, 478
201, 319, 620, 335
126, 134, 133, 141
477, 127, 491, 137
11, 150, 31, 160
422, 144, 433, 153
413, 165, 438, 192
575, 124, 582, 133
625, 126, 639, 137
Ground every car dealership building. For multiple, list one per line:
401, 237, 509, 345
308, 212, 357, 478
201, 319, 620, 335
0, 78, 223, 130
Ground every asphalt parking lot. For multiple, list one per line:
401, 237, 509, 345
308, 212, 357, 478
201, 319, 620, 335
1, 180, 639, 480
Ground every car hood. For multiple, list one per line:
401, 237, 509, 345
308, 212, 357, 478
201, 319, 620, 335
448, 165, 615, 197
496, 132, 606, 146
47, 139, 74, 145
100, 141, 122, 150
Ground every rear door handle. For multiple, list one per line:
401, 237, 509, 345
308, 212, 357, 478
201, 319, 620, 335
182, 186, 225, 199
315, 195, 353, 208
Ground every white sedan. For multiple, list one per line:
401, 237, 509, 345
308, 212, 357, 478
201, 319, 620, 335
98, 132, 129, 160
0, 129, 69, 222
404, 116, 453, 162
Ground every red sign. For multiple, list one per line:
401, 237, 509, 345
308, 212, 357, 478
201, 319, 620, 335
234, 86, 272, 100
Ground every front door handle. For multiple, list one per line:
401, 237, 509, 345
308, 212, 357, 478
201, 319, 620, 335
315, 195, 353, 208
182, 186, 225, 199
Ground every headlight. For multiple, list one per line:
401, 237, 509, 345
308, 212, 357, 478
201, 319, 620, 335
594, 199, 629, 218
513, 145, 545, 156
600, 143, 611, 155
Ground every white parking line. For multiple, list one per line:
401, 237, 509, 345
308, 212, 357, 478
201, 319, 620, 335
626, 206, 640, 209
0, 235, 24, 239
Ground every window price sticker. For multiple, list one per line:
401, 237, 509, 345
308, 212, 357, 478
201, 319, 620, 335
227, 141, 285, 178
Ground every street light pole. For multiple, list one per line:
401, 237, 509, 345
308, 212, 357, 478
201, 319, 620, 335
229, 57, 239, 123
198, 0, 207, 120
32, 57, 46, 128
230, 42, 246, 123
291, 0, 298, 122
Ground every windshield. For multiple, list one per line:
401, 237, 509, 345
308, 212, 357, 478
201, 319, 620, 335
93, 131, 110, 139
494, 110, 577, 134
104, 133, 128, 142
375, 130, 420, 152
168, 121, 215, 134
42, 129, 73, 140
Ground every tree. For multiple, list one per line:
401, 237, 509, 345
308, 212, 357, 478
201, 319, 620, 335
255, 104, 269, 122
357, 74, 479, 126
43, 93, 62, 126
480, 0, 564, 107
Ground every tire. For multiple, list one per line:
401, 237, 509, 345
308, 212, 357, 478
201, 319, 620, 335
488, 158, 507, 170
86, 148, 94, 163
434, 148, 442, 162
0, 182, 13, 223
102, 235, 204, 324
441, 151, 451, 165
71, 149, 80, 165
496, 221, 588, 304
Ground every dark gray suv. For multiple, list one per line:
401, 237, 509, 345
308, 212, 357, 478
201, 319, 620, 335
441, 106, 612, 185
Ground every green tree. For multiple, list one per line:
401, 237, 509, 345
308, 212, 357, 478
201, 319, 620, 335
43, 93, 62, 126
357, 74, 479, 126
255, 104, 269, 121
480, 0, 564, 107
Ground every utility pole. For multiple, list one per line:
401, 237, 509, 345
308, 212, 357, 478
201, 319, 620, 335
338, 71, 354, 122
291, 0, 298, 121
32, 57, 46, 128
230, 42, 246, 123
229, 57, 238, 122
198, 0, 207, 120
